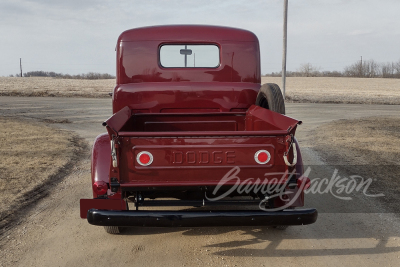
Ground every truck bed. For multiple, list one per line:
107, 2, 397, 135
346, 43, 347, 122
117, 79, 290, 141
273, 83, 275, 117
104, 105, 301, 188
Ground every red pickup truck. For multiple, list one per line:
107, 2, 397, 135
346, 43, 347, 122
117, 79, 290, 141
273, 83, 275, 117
80, 25, 317, 234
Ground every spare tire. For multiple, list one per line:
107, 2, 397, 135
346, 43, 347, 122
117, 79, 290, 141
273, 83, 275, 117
255, 83, 285, 115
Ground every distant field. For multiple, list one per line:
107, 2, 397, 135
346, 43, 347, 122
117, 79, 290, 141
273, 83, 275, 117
0, 77, 115, 98
262, 77, 400, 105
0, 77, 399, 104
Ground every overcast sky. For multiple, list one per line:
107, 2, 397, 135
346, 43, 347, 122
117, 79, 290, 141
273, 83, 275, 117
1, 0, 399, 76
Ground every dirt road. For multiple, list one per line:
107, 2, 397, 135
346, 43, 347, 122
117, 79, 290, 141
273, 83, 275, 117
1, 97, 399, 266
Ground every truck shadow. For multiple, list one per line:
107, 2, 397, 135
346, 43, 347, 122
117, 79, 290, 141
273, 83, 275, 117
121, 213, 400, 257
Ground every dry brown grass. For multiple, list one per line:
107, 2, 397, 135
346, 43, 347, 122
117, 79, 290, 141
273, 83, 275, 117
1, 76, 399, 104
313, 116, 400, 166
312, 116, 400, 212
0, 77, 115, 98
0, 117, 85, 232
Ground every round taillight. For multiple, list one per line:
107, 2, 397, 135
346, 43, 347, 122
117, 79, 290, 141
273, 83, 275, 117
254, 150, 271, 164
137, 151, 153, 166
93, 181, 108, 195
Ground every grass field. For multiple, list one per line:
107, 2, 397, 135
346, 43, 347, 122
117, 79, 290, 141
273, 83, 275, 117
313, 116, 400, 213
0, 76, 399, 104
0, 77, 115, 98
0, 117, 85, 233
262, 77, 400, 105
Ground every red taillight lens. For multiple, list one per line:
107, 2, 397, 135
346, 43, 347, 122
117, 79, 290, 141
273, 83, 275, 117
139, 154, 150, 164
136, 151, 153, 166
258, 152, 269, 162
254, 150, 271, 164
93, 181, 108, 195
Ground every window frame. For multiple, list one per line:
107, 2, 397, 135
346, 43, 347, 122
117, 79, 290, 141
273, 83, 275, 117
158, 43, 221, 69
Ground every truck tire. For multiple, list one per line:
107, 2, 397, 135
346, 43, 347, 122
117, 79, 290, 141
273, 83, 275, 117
255, 83, 285, 115
104, 226, 122, 234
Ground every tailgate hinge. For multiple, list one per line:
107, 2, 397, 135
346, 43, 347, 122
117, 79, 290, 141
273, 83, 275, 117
110, 177, 120, 193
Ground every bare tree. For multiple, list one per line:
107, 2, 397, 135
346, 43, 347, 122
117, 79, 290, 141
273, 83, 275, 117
381, 62, 394, 78
297, 63, 320, 77
363, 59, 380, 78
344, 61, 362, 77
394, 59, 400, 78
344, 59, 381, 78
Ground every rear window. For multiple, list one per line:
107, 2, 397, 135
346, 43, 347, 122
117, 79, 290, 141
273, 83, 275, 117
160, 44, 220, 68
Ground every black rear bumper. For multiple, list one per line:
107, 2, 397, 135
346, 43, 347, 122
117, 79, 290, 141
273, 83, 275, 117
87, 208, 318, 227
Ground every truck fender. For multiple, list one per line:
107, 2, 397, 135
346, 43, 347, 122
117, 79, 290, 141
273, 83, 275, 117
91, 133, 111, 198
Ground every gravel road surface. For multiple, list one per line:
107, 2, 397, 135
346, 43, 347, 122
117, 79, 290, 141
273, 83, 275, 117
0, 97, 399, 267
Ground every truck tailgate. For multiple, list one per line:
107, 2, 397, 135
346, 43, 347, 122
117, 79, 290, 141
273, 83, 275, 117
119, 136, 286, 187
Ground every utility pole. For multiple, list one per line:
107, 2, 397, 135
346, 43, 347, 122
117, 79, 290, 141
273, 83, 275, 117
360, 56, 363, 77
20, 58, 22, 77
282, 0, 288, 99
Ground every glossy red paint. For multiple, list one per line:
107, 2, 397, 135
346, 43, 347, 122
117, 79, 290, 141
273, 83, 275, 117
106, 105, 300, 137
112, 82, 260, 114
113, 25, 260, 114
103, 105, 301, 188
91, 133, 110, 198
80, 25, 314, 224
116, 25, 260, 84
80, 199, 127, 219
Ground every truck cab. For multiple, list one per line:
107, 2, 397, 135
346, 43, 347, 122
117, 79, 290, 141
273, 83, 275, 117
113, 25, 260, 114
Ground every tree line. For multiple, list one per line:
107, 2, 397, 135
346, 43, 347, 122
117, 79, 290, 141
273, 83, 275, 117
9, 71, 115, 79
265, 59, 400, 78
8, 59, 400, 79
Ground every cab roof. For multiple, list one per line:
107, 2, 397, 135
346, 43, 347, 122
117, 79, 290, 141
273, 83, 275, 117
118, 25, 258, 43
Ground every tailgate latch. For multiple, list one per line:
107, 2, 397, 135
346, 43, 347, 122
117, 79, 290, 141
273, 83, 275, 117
283, 134, 297, 167
111, 136, 118, 168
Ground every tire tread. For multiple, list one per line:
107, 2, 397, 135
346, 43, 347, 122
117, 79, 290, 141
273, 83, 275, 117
104, 226, 121, 234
